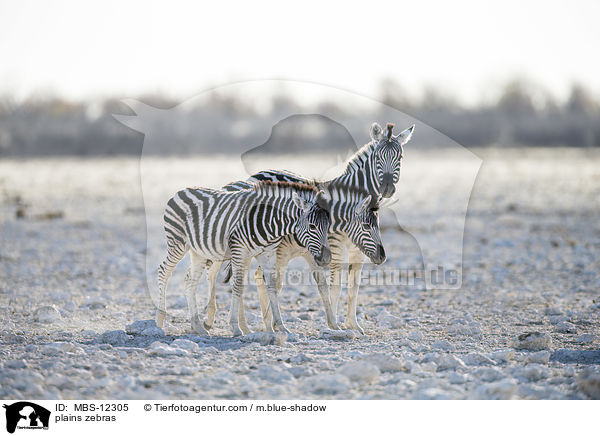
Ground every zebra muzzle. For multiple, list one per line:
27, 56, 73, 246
380, 173, 396, 198
372, 244, 386, 265
314, 246, 331, 266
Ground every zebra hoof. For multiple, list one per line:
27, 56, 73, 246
353, 326, 366, 336
203, 321, 212, 331
193, 327, 209, 336
275, 326, 291, 335
232, 328, 244, 337
191, 317, 209, 335
344, 322, 365, 335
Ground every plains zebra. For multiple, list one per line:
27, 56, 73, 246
226, 122, 414, 333
201, 182, 385, 333
156, 181, 331, 336
254, 183, 386, 333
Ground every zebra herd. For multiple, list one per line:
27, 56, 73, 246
156, 121, 415, 337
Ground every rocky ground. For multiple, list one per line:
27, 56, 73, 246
1, 148, 599, 399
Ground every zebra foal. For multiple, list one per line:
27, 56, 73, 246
254, 183, 385, 332
156, 181, 331, 336
208, 182, 384, 333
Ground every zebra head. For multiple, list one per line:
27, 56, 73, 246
369, 122, 415, 198
346, 194, 386, 265
292, 191, 332, 267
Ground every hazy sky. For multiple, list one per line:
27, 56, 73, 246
1, 0, 599, 104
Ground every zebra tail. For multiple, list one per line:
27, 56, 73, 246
222, 261, 232, 283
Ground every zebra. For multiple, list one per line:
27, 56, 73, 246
201, 182, 385, 333
220, 122, 414, 333
156, 180, 331, 336
253, 183, 385, 333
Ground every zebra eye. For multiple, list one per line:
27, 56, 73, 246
362, 223, 370, 231
309, 223, 317, 231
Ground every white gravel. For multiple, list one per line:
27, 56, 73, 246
1, 148, 599, 399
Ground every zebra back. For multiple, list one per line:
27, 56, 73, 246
239, 123, 413, 200
164, 180, 326, 257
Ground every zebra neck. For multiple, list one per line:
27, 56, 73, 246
253, 193, 298, 238
326, 189, 362, 230
327, 144, 376, 193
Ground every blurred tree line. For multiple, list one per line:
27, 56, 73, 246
0, 79, 598, 157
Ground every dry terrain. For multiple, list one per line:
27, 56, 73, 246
1, 148, 599, 399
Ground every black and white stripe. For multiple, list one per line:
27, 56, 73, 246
202, 122, 414, 333
251, 122, 413, 199
239, 122, 413, 333
205, 180, 384, 332
156, 181, 331, 336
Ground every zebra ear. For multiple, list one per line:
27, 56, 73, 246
370, 122, 383, 142
395, 124, 415, 145
292, 192, 311, 213
356, 195, 372, 215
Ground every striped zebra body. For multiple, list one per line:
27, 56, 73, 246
255, 183, 385, 332
201, 122, 413, 333
230, 122, 414, 333
157, 181, 331, 336
205, 180, 384, 332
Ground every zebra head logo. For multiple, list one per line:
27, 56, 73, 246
3, 402, 50, 434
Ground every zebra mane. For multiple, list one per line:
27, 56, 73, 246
252, 180, 319, 195
252, 180, 331, 213
342, 141, 375, 175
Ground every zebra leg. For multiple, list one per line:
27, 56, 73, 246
203, 260, 222, 331
258, 251, 292, 332
156, 241, 188, 329
328, 262, 343, 327
302, 253, 338, 330
255, 266, 274, 332
238, 295, 251, 335
185, 253, 208, 335
257, 250, 290, 334
272, 259, 291, 334
346, 251, 366, 335
229, 253, 251, 337
266, 268, 290, 334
